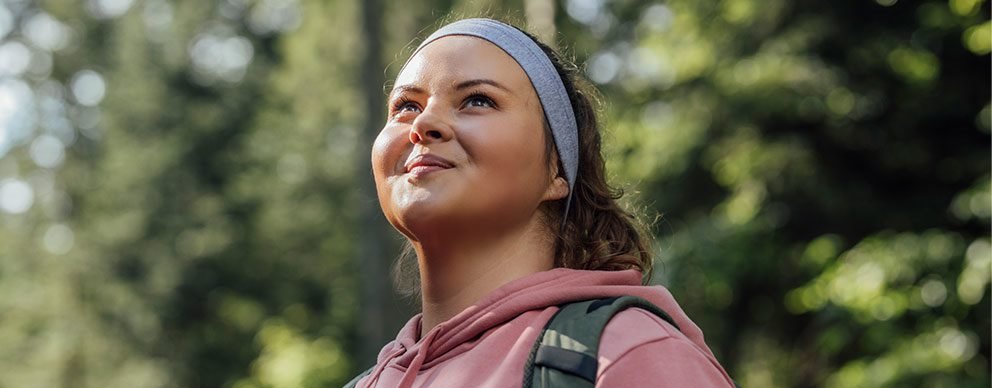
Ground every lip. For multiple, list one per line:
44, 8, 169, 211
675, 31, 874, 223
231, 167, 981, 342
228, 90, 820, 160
404, 153, 455, 178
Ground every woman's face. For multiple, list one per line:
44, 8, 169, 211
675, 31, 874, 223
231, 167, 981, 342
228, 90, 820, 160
372, 36, 567, 240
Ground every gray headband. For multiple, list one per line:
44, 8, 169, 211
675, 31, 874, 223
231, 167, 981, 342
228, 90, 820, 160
405, 18, 579, 222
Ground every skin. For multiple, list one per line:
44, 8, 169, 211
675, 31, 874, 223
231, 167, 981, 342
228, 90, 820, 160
372, 36, 569, 338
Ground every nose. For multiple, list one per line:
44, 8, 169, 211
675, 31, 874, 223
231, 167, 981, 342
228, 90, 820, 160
409, 107, 453, 144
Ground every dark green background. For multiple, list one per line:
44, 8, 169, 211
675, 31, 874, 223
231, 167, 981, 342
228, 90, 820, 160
0, 0, 988, 387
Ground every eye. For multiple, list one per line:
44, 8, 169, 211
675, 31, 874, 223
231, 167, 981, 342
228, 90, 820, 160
390, 97, 422, 117
462, 93, 496, 109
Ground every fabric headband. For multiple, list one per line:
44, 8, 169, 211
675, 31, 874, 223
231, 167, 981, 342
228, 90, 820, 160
405, 18, 580, 223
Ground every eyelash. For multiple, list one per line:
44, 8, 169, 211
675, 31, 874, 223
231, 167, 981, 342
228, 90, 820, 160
388, 91, 498, 118
462, 92, 497, 109
391, 97, 420, 115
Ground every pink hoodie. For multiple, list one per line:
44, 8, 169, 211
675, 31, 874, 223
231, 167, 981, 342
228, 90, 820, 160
355, 268, 735, 387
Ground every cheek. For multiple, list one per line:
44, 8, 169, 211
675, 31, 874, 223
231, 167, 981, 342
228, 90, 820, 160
463, 117, 549, 195
475, 120, 545, 172
371, 125, 413, 215
372, 128, 403, 224
371, 125, 407, 181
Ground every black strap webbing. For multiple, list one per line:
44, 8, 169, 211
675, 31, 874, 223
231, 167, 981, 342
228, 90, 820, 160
524, 296, 681, 388
534, 345, 599, 382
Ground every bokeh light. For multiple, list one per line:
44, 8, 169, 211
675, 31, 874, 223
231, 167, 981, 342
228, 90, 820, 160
0, 1, 987, 387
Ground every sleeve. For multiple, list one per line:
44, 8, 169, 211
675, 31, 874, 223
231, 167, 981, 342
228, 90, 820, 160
595, 337, 736, 387
592, 306, 736, 388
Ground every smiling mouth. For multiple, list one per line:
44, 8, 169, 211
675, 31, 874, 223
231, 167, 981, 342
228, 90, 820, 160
404, 154, 455, 179
407, 165, 449, 177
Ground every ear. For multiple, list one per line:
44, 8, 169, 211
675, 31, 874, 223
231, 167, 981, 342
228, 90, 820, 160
542, 175, 569, 201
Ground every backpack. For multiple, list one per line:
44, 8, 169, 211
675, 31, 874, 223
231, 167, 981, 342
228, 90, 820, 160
343, 296, 737, 388
522, 296, 679, 387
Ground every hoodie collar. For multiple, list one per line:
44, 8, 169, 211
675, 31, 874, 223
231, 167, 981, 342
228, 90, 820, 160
376, 268, 713, 372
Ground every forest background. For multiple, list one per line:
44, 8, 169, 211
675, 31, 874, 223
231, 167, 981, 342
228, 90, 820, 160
0, 0, 989, 387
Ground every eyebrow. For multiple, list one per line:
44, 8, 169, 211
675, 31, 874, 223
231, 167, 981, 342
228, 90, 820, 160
454, 79, 512, 94
388, 78, 513, 100
388, 84, 425, 99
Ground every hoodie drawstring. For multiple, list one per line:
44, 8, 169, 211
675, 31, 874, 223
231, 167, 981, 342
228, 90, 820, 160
396, 328, 441, 388
361, 346, 405, 388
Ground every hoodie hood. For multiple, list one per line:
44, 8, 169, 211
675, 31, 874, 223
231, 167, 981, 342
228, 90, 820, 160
363, 268, 717, 387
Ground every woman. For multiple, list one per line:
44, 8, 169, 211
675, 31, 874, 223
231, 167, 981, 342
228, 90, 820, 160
351, 18, 734, 387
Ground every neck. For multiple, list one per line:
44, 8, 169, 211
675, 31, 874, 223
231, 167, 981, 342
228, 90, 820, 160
412, 215, 555, 338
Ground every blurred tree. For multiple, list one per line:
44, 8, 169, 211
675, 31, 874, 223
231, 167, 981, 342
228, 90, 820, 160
559, 0, 990, 386
0, 0, 373, 386
0, 0, 986, 387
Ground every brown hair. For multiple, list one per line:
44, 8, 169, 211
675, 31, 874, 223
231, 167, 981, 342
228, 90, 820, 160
522, 29, 655, 281
391, 20, 654, 295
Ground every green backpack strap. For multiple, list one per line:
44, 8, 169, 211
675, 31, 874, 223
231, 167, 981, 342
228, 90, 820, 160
522, 296, 680, 388
342, 365, 375, 388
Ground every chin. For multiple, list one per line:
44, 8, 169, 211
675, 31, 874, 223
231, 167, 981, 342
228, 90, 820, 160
384, 185, 455, 238
392, 207, 456, 243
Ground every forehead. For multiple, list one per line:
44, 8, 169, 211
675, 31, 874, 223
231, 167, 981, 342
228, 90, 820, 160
395, 35, 532, 93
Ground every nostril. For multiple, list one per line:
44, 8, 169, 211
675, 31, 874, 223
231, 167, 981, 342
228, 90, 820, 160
427, 130, 442, 139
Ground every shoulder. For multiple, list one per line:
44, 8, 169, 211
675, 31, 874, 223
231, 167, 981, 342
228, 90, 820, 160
595, 308, 735, 387
597, 307, 684, 363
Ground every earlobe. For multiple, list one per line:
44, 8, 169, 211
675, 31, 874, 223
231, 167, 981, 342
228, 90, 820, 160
543, 176, 569, 201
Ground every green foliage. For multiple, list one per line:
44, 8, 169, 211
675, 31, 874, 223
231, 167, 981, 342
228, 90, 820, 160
578, 0, 990, 386
0, 0, 986, 387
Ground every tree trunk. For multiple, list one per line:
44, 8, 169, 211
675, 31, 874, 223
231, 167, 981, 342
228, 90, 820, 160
525, 0, 556, 48
357, 0, 405, 369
